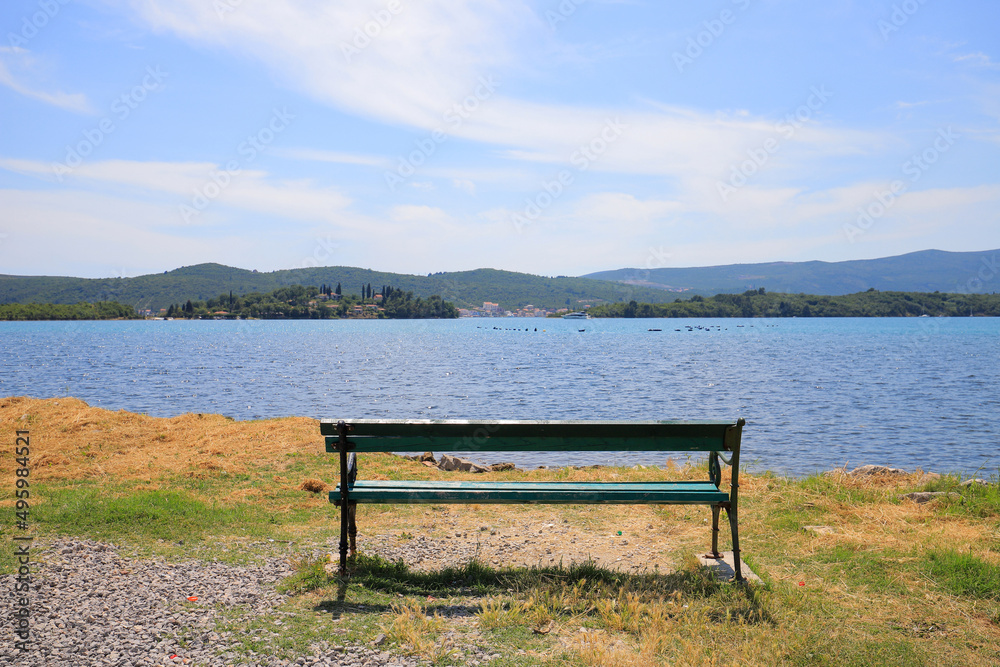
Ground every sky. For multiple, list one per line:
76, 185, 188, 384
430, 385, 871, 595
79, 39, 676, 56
1, 0, 998, 279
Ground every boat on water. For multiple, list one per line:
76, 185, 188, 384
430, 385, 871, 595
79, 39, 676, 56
562, 311, 591, 319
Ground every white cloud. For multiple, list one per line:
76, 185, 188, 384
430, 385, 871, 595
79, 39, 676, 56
0, 52, 93, 113
953, 52, 1000, 69
117, 0, 530, 128
272, 147, 388, 168
572, 192, 681, 226
452, 178, 476, 195
112, 0, 881, 187
390, 204, 453, 227
0, 188, 236, 277
0, 157, 357, 227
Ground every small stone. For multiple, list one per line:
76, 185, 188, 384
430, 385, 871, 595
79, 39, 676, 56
961, 478, 989, 487
900, 491, 962, 504
850, 465, 909, 477
803, 525, 835, 535
438, 454, 489, 473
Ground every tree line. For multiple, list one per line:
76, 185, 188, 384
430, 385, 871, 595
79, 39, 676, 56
0, 301, 140, 321
162, 284, 458, 319
587, 288, 1000, 318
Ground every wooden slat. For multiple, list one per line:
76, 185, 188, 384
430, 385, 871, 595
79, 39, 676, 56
325, 434, 726, 453
320, 419, 735, 440
338, 479, 719, 493
330, 480, 729, 505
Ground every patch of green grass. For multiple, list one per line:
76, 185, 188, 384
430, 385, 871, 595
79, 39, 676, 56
926, 548, 1000, 600
920, 475, 1000, 519
798, 473, 892, 506
34, 482, 289, 546
279, 556, 329, 595
786, 635, 930, 666
813, 544, 908, 594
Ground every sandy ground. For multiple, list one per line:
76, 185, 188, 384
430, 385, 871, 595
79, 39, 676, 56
350, 504, 711, 574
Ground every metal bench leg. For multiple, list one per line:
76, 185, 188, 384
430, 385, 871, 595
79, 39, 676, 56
338, 445, 350, 576
339, 502, 349, 575
348, 501, 357, 558
710, 505, 722, 558
727, 505, 743, 582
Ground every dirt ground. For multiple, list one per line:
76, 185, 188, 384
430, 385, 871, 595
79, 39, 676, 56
348, 503, 712, 574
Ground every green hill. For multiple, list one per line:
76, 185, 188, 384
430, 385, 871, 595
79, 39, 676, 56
0, 264, 677, 312
5, 248, 995, 313
588, 288, 1000, 318
583, 248, 1000, 296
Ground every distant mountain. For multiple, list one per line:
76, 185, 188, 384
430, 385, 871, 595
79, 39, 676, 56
582, 249, 1000, 296
0, 264, 678, 312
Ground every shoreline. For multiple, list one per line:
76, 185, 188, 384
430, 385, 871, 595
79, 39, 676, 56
3, 395, 993, 482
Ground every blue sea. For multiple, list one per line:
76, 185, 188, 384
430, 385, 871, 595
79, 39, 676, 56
2, 317, 998, 477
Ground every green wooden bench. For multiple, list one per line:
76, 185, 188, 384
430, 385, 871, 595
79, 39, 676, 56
321, 418, 747, 580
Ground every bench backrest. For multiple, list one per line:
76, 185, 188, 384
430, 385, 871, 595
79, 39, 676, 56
322, 418, 745, 454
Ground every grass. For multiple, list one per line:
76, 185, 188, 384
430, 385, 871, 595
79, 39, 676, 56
926, 548, 1000, 600
277, 552, 771, 665
2, 396, 1000, 665
36, 484, 279, 543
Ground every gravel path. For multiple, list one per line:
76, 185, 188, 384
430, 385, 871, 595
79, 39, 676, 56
1, 539, 423, 667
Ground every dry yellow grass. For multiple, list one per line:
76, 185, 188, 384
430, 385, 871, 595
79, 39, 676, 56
0, 395, 320, 481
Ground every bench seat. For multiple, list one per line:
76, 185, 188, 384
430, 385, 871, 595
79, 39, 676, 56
334, 480, 729, 505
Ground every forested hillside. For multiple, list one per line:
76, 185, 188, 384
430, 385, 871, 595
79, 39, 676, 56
0, 264, 672, 312
588, 289, 1000, 318
0, 301, 140, 321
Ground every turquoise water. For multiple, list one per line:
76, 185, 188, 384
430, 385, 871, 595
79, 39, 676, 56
2, 317, 998, 476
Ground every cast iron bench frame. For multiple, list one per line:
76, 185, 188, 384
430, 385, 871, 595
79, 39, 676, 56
321, 418, 746, 581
